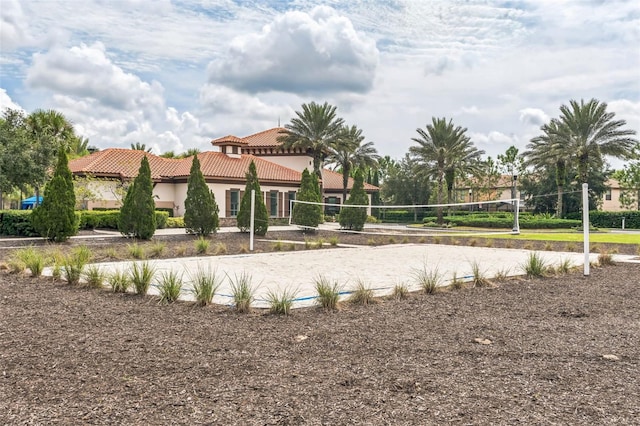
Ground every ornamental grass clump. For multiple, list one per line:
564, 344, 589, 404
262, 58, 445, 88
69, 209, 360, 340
328, 236, 339, 246
127, 243, 146, 260
189, 266, 222, 306
470, 261, 492, 288
314, 275, 341, 311
349, 280, 376, 305
84, 265, 106, 288
598, 251, 615, 267
195, 236, 210, 254
129, 261, 156, 295
391, 283, 409, 300
522, 252, 548, 279
108, 269, 130, 293
62, 246, 92, 285
148, 241, 166, 258
450, 272, 466, 290
266, 287, 298, 315
413, 262, 442, 294
214, 242, 227, 255
228, 272, 256, 313
158, 271, 183, 304
17, 247, 45, 277
557, 258, 574, 274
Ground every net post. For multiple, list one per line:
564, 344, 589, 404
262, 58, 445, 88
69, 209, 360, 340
582, 183, 589, 276
250, 189, 255, 252
512, 198, 520, 234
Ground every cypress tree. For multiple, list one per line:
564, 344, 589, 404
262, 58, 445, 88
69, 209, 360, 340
119, 156, 156, 239
184, 154, 219, 236
237, 161, 269, 236
31, 147, 78, 242
292, 168, 323, 228
339, 168, 368, 231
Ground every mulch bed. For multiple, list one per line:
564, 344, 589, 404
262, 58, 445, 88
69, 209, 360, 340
1, 230, 639, 424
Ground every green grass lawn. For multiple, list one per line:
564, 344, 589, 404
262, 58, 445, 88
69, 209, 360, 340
485, 231, 640, 244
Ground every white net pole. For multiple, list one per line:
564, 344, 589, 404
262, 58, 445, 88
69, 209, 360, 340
249, 189, 255, 252
582, 183, 589, 276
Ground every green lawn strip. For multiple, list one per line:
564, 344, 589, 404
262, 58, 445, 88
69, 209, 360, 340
484, 231, 639, 244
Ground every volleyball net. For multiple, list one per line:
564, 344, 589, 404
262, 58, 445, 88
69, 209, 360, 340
289, 198, 521, 237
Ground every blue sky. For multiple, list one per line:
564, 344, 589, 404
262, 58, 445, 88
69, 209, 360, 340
1, 0, 639, 168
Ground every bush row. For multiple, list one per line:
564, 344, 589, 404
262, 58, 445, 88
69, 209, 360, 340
0, 210, 169, 237
565, 210, 640, 229
423, 214, 581, 229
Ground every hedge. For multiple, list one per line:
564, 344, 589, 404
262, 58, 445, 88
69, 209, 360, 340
422, 214, 581, 229
566, 210, 640, 229
0, 210, 170, 237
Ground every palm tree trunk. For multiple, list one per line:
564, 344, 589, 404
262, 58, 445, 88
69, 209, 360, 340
342, 165, 350, 203
557, 184, 564, 218
436, 173, 444, 225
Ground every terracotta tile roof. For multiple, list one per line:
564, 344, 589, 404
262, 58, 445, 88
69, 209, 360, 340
69, 148, 180, 180
69, 149, 301, 184
238, 127, 287, 148
322, 169, 379, 192
211, 134, 247, 145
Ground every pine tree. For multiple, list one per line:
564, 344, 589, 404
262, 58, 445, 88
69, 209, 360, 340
292, 168, 323, 228
184, 154, 219, 236
31, 147, 78, 242
118, 156, 156, 239
237, 161, 269, 236
339, 168, 368, 231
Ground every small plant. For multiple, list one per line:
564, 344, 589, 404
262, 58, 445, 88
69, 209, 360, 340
272, 240, 283, 251
104, 246, 120, 259
84, 265, 106, 288
266, 287, 298, 315
287, 242, 296, 251
522, 252, 548, 279
129, 261, 156, 295
590, 244, 600, 253
522, 242, 534, 250
314, 238, 325, 249
304, 238, 312, 249
349, 280, 376, 305
470, 261, 492, 287
328, 236, 339, 246
108, 269, 130, 293
413, 262, 442, 294
239, 244, 249, 254
148, 241, 166, 257
504, 240, 514, 249
158, 271, 183, 304
450, 272, 466, 290
401, 236, 409, 244
452, 239, 460, 246
17, 247, 45, 277
636, 244, 640, 256
52, 264, 62, 281
367, 238, 377, 246
388, 236, 397, 244
189, 266, 222, 306
214, 242, 228, 255
7, 255, 26, 274
468, 239, 477, 247
127, 242, 146, 259
484, 239, 494, 248
174, 244, 187, 256
493, 267, 511, 282
432, 236, 440, 244
391, 283, 409, 300
228, 272, 255, 313
314, 275, 341, 311
564, 242, 577, 252
62, 246, 92, 285
557, 258, 574, 274
543, 242, 553, 251
195, 236, 210, 254
598, 252, 615, 266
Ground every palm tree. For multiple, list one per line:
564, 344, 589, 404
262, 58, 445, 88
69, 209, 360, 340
523, 119, 569, 217
327, 125, 380, 201
277, 101, 345, 180
555, 98, 637, 184
409, 117, 475, 223
131, 142, 152, 152
443, 139, 484, 206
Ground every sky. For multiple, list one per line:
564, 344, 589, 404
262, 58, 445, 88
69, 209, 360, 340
1, 0, 639, 169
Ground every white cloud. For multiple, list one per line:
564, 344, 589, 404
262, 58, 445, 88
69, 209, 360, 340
608, 99, 640, 132
519, 108, 549, 127
0, 0, 32, 50
0, 88, 24, 112
207, 6, 379, 94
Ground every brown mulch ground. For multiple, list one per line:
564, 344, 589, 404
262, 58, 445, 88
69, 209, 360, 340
1, 231, 639, 425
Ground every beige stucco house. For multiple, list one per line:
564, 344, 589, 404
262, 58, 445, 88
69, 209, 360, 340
69, 127, 378, 218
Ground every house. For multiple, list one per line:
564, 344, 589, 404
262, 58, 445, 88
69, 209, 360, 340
601, 178, 639, 211
455, 174, 523, 211
68, 128, 378, 219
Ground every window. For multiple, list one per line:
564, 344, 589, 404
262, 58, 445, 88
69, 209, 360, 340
286, 191, 296, 216
230, 190, 240, 216
605, 189, 612, 201
269, 191, 278, 217
232, 146, 239, 154
325, 196, 340, 216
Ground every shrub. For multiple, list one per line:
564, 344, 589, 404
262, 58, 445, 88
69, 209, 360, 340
237, 161, 269, 236
598, 252, 616, 266
129, 261, 156, 295
31, 148, 79, 242
0, 210, 38, 236
328, 236, 339, 246
292, 169, 323, 228
338, 169, 368, 231
314, 275, 341, 311
184, 154, 219, 236
166, 216, 185, 228
413, 262, 442, 294
189, 267, 222, 306
158, 271, 183, 303
228, 272, 255, 313
522, 252, 548, 278
119, 156, 156, 239
266, 287, 298, 315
